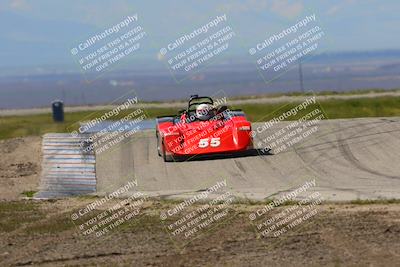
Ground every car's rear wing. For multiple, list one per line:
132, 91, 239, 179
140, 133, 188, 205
227, 109, 246, 118
156, 116, 176, 124
155, 109, 246, 125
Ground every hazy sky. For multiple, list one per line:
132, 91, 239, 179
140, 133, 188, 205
1, 0, 399, 67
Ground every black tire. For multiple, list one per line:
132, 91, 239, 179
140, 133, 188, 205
156, 131, 162, 157
161, 140, 174, 162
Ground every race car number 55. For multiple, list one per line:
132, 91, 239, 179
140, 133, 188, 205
198, 138, 220, 148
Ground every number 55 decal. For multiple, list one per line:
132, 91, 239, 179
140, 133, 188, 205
198, 138, 220, 148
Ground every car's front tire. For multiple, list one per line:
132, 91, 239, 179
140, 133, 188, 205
156, 131, 162, 157
161, 139, 174, 162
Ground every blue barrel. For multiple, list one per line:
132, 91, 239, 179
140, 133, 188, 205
52, 100, 64, 122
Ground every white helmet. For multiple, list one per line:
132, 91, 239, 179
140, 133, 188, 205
196, 103, 213, 121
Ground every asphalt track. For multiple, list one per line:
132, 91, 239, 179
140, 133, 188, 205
96, 117, 400, 201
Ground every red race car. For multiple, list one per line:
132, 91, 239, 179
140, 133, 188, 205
156, 95, 253, 162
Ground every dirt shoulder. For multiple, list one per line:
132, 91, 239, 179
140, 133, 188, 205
0, 200, 399, 266
0, 136, 41, 200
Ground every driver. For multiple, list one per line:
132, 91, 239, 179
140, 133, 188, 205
196, 103, 215, 121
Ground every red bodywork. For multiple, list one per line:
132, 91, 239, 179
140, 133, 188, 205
156, 97, 252, 161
